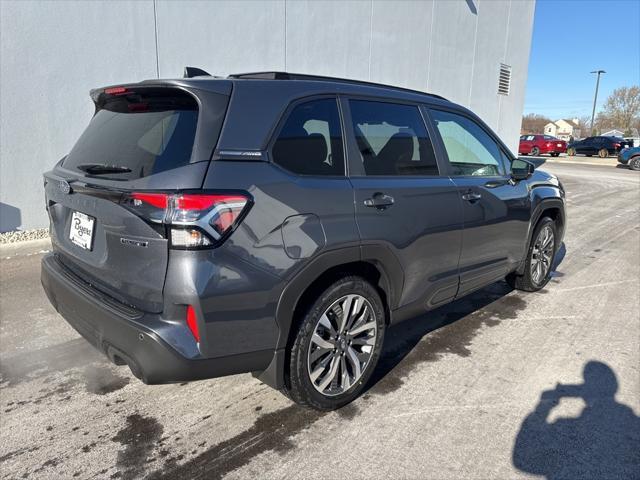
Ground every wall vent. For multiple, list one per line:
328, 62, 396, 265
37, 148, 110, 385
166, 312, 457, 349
498, 64, 512, 95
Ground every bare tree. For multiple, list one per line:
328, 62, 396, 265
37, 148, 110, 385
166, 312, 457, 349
521, 113, 552, 134
600, 86, 640, 133
575, 116, 592, 138
633, 116, 640, 136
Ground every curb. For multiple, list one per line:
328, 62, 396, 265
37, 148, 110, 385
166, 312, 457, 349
542, 159, 620, 167
0, 238, 52, 259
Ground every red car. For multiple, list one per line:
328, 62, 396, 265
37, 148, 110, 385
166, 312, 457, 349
519, 135, 567, 157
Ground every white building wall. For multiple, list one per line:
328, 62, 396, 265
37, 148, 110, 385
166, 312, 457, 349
0, 0, 535, 231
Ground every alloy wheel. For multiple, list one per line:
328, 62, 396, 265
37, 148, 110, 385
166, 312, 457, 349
599, 148, 608, 158
307, 294, 377, 396
531, 225, 554, 286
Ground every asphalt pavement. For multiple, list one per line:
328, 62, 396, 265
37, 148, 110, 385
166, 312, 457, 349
1, 163, 639, 479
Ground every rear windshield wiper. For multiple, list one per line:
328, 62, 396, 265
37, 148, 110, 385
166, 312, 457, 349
76, 163, 132, 174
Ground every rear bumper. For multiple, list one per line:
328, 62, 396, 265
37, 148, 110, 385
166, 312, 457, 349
540, 146, 566, 154
41, 253, 271, 384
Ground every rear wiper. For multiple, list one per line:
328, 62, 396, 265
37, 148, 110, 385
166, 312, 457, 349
77, 163, 132, 174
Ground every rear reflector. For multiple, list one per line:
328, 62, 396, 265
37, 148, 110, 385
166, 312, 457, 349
186, 305, 200, 342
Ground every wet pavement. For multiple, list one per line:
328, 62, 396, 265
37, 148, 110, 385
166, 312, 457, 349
1, 163, 639, 479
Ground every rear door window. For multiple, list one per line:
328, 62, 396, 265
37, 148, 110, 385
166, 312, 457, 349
348, 100, 439, 176
63, 89, 200, 179
271, 98, 344, 176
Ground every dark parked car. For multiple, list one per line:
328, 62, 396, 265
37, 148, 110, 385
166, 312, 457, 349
518, 135, 567, 157
41, 70, 566, 410
617, 146, 640, 171
567, 136, 632, 158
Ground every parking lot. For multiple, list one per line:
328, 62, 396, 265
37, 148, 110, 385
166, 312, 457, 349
1, 162, 638, 479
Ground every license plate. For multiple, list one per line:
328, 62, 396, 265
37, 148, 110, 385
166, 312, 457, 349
557, 143, 562, 147
69, 211, 95, 250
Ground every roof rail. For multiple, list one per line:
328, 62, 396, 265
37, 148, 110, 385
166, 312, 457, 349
227, 71, 447, 101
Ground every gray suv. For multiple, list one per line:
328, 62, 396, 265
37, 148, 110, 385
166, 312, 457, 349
41, 71, 566, 410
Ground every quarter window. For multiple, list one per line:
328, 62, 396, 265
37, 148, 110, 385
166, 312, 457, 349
348, 100, 439, 176
430, 110, 505, 176
272, 98, 344, 176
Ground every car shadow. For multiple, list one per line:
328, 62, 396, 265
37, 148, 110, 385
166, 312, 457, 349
365, 280, 516, 396
366, 242, 567, 397
512, 361, 640, 479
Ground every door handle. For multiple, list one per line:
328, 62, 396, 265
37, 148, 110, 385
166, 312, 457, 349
364, 193, 394, 209
461, 191, 482, 202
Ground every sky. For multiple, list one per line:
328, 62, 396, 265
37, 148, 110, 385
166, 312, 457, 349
524, 0, 640, 120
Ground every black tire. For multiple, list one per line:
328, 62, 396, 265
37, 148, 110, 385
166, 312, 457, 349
507, 217, 558, 292
629, 156, 640, 171
550, 152, 559, 157
530, 146, 540, 156
598, 148, 609, 158
284, 276, 386, 410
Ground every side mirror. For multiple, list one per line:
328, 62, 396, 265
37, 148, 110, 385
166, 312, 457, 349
511, 158, 535, 181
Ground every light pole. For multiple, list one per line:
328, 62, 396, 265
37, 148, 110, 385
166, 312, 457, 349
590, 70, 605, 135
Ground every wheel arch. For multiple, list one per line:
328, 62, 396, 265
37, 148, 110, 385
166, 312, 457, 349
516, 198, 565, 275
253, 245, 402, 390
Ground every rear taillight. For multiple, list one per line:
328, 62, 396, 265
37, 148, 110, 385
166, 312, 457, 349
614, 143, 621, 148
121, 192, 251, 249
186, 305, 200, 342
128, 192, 168, 223
545, 142, 552, 148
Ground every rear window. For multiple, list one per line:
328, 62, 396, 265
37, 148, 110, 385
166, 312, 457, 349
63, 88, 199, 179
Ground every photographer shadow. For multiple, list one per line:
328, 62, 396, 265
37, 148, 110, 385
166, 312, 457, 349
513, 361, 640, 479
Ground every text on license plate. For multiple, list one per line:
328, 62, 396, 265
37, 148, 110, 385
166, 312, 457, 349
69, 211, 95, 250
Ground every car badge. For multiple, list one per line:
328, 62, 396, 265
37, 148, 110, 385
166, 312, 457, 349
58, 180, 71, 194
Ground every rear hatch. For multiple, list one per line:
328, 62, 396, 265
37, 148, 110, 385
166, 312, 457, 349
44, 84, 229, 312
614, 137, 633, 151
546, 137, 566, 150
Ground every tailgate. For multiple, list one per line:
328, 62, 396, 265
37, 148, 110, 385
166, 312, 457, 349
43, 85, 229, 312
44, 174, 170, 312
